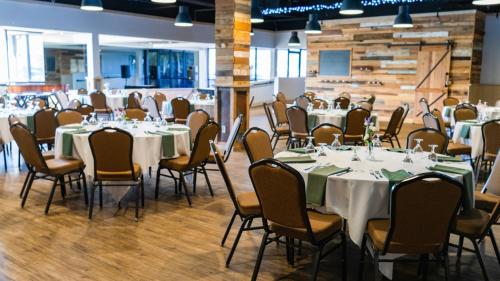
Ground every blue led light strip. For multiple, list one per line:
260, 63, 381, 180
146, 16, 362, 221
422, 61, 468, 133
262, 0, 431, 15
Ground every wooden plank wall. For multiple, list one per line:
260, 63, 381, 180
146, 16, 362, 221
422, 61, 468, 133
306, 10, 485, 122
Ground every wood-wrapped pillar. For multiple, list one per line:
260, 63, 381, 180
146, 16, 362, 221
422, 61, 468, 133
214, 0, 251, 141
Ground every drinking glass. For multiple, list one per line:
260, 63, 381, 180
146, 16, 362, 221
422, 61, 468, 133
305, 136, 315, 153
145, 112, 153, 122
428, 144, 438, 163
89, 112, 97, 125
155, 117, 161, 128
413, 139, 424, 160
317, 143, 327, 157
335, 102, 341, 110
402, 148, 414, 163
81, 115, 89, 127
331, 134, 341, 150
132, 118, 139, 128
351, 145, 361, 161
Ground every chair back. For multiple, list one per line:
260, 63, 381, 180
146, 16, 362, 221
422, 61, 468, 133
443, 97, 459, 106
295, 96, 310, 110
431, 109, 447, 135
10, 124, 47, 171
77, 88, 88, 96
312, 99, 328, 109
56, 109, 82, 126
222, 114, 243, 162
8, 114, 22, 127
456, 103, 477, 113
482, 119, 500, 160
385, 107, 404, 136
334, 97, 350, 109
454, 107, 477, 122
33, 108, 58, 140
127, 92, 142, 109
272, 101, 288, 125
367, 95, 376, 105
263, 103, 278, 133
154, 92, 167, 110
249, 159, 316, 242
30, 98, 46, 109
187, 121, 220, 168
187, 109, 210, 142
67, 99, 81, 109
407, 128, 448, 153
423, 113, 441, 132
419, 98, 430, 115
339, 92, 351, 99
286, 106, 309, 136
276, 92, 287, 103
357, 101, 373, 112
382, 174, 463, 254
125, 108, 146, 121
483, 153, 500, 196
303, 91, 316, 101
89, 127, 136, 180
344, 108, 370, 136
171, 97, 191, 122
311, 123, 343, 145
396, 103, 410, 135
76, 104, 95, 117
142, 96, 161, 119
243, 127, 274, 163
55, 91, 70, 108
89, 91, 108, 110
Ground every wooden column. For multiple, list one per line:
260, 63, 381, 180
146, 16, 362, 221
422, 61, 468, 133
215, 0, 251, 141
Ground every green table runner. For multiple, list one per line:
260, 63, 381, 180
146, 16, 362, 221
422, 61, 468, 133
460, 123, 481, 139
62, 129, 88, 157
167, 127, 192, 148
147, 131, 175, 158
437, 156, 464, 162
122, 97, 128, 107
428, 164, 474, 210
308, 115, 318, 130
444, 107, 452, 118
381, 169, 412, 212
386, 148, 406, 153
307, 165, 349, 207
26, 115, 35, 131
275, 155, 316, 164
288, 148, 309, 154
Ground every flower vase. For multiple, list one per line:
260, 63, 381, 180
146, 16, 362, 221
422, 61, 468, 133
367, 142, 375, 161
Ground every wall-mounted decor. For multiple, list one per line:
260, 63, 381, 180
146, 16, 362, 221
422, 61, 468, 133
319, 50, 351, 77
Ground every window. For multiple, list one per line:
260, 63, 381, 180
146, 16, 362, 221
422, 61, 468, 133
208, 48, 216, 87
6, 31, 45, 83
276, 49, 307, 78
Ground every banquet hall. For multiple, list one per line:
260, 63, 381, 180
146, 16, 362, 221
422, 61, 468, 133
0, 0, 500, 280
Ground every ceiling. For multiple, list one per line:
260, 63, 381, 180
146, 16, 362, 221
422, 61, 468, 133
34, 0, 499, 31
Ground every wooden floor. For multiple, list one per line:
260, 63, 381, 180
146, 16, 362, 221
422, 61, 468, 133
0, 107, 498, 281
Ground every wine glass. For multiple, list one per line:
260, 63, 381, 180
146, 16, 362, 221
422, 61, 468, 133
89, 112, 97, 125
81, 115, 89, 127
335, 102, 341, 110
154, 117, 161, 128
403, 148, 414, 163
428, 144, 438, 163
317, 143, 327, 157
305, 136, 315, 153
413, 139, 424, 160
351, 145, 361, 161
132, 118, 139, 128
331, 134, 341, 150
145, 112, 153, 122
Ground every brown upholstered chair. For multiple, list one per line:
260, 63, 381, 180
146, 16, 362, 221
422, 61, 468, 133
286, 106, 309, 146
124, 108, 146, 121
76, 104, 94, 117
295, 95, 310, 110
312, 98, 328, 109
142, 96, 161, 119
77, 88, 88, 96
443, 97, 460, 106
33, 108, 58, 147
127, 92, 142, 109
311, 123, 343, 145
339, 92, 351, 99
249, 159, 346, 281
420, 97, 431, 115
344, 108, 370, 144
187, 109, 210, 143
477, 119, 500, 176
357, 101, 373, 112
155, 122, 219, 205
67, 99, 81, 110
456, 102, 478, 114
88, 127, 144, 221
334, 97, 350, 109
242, 127, 274, 163
264, 103, 289, 150
275, 91, 287, 103
454, 107, 477, 122
171, 97, 191, 124
358, 173, 463, 281
56, 109, 82, 126
272, 101, 288, 126
395, 103, 410, 138
55, 91, 70, 109
210, 141, 262, 266
89, 91, 113, 118
407, 128, 448, 154
366, 94, 376, 105
154, 92, 167, 111
10, 124, 87, 214
304, 91, 316, 101
379, 107, 405, 148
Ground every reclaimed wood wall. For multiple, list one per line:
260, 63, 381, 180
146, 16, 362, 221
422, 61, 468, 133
306, 10, 485, 121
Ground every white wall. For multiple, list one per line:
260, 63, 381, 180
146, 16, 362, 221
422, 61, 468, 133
250, 82, 275, 106
481, 14, 500, 85
274, 77, 306, 101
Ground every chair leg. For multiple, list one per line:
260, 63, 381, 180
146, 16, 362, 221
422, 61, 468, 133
44, 177, 59, 215
192, 168, 197, 194
373, 251, 380, 281
395, 135, 402, 148
221, 210, 237, 247
389, 138, 394, 148
88, 183, 96, 219
443, 249, 450, 281
179, 173, 192, 206
155, 167, 161, 199
226, 218, 248, 267
202, 166, 214, 197
21, 171, 35, 208
311, 245, 324, 281
488, 228, 500, 265
272, 134, 279, 150
20, 171, 33, 198
99, 182, 103, 208
251, 231, 269, 281
60, 175, 66, 200
140, 175, 145, 208
472, 239, 490, 281
135, 183, 140, 222
456, 236, 464, 262
167, 169, 178, 194
358, 235, 367, 281
422, 254, 429, 281
342, 232, 347, 281
81, 171, 88, 206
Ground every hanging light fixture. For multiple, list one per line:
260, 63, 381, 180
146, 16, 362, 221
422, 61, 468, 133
151, 0, 176, 3
472, 0, 500, 4
340, 0, 363, 15
304, 14, 322, 34
288, 31, 301, 47
81, 0, 103, 11
251, 0, 264, 23
393, 5, 413, 28
175, 6, 193, 27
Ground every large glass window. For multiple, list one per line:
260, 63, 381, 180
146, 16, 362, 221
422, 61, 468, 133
6, 31, 45, 83
276, 49, 307, 78
208, 48, 216, 88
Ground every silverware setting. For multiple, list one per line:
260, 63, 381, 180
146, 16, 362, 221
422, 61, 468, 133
335, 168, 353, 177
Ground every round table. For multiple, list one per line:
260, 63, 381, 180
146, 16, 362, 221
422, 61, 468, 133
0, 109, 32, 144
452, 121, 484, 158
67, 93, 129, 110
308, 109, 380, 131
162, 99, 215, 118
443, 105, 500, 125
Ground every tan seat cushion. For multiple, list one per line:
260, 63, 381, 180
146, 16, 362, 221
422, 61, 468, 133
94, 108, 112, 113
484, 152, 497, 162
270, 210, 342, 242
236, 192, 261, 216
453, 208, 491, 237
291, 132, 308, 139
276, 126, 290, 134
367, 219, 389, 251
42, 151, 55, 160
43, 158, 84, 175
447, 142, 471, 155
475, 192, 500, 213
96, 163, 142, 181
159, 155, 190, 171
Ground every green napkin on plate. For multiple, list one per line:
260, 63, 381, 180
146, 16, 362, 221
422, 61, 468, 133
437, 156, 465, 162
308, 114, 318, 131
386, 148, 406, 153
428, 164, 474, 210
276, 155, 316, 164
288, 148, 309, 154
147, 130, 175, 158
307, 165, 349, 206
62, 129, 88, 157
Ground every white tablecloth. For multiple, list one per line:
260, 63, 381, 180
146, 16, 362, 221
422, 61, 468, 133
0, 109, 31, 144
309, 109, 380, 130
275, 147, 473, 279
54, 122, 191, 177
452, 121, 484, 158
162, 99, 215, 117
443, 106, 500, 126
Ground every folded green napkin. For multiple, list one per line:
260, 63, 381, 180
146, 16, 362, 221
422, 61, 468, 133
189, 104, 195, 112
62, 129, 88, 157
460, 123, 481, 139
275, 155, 316, 164
26, 115, 35, 131
288, 148, 309, 154
147, 130, 175, 158
437, 156, 465, 162
386, 148, 406, 153
308, 114, 318, 131
444, 107, 452, 118
428, 164, 474, 210
307, 165, 349, 206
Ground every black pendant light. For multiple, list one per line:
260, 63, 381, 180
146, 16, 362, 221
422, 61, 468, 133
472, 0, 500, 4
340, 0, 363, 15
175, 6, 193, 27
81, 0, 103, 11
393, 5, 413, 28
304, 14, 322, 34
288, 31, 301, 47
251, 0, 264, 23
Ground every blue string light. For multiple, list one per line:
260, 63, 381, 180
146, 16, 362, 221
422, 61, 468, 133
262, 0, 431, 15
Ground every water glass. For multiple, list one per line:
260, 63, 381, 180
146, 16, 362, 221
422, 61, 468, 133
331, 134, 341, 150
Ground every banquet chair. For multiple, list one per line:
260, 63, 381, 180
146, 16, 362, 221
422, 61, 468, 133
242, 127, 274, 163
357, 101, 373, 112
264, 103, 290, 150
477, 153, 500, 212
443, 97, 460, 106
366, 94, 376, 105
187, 109, 210, 143
171, 97, 191, 124
55, 91, 70, 109
476, 119, 500, 177
10, 123, 87, 215
456, 103, 478, 114
379, 106, 404, 148
33, 108, 58, 148
127, 92, 142, 109
272, 101, 288, 126
76, 104, 95, 117
311, 123, 343, 146
395, 103, 410, 137
67, 99, 81, 110
420, 98, 431, 115
344, 108, 370, 145
155, 122, 219, 205
275, 91, 287, 103
142, 96, 161, 119
154, 92, 167, 111
206, 114, 243, 168
209, 141, 262, 266
56, 109, 82, 126
304, 91, 316, 101
407, 128, 448, 154
249, 159, 346, 281
339, 92, 351, 99
454, 107, 477, 122
89, 91, 113, 119
312, 99, 328, 109
295, 95, 310, 110
77, 88, 88, 96
358, 173, 463, 281
88, 127, 144, 221
124, 108, 146, 121
286, 106, 309, 147
334, 97, 350, 110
